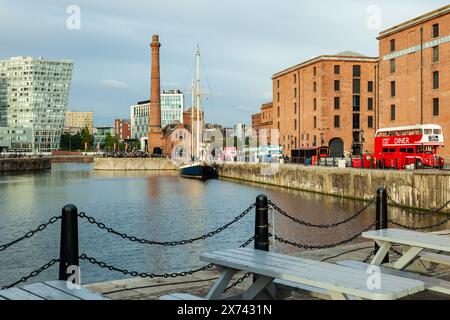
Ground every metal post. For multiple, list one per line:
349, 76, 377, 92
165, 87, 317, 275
375, 188, 389, 263
59, 204, 79, 281
255, 195, 269, 252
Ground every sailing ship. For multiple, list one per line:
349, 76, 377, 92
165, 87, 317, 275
179, 46, 217, 179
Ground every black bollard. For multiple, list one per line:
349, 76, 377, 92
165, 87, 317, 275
375, 188, 389, 263
59, 204, 79, 281
255, 195, 269, 252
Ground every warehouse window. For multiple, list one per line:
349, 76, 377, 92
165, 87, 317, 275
432, 24, 439, 38
334, 97, 340, 109
390, 81, 396, 97
390, 105, 396, 121
390, 39, 396, 52
368, 81, 374, 92
313, 116, 317, 129
433, 71, 439, 89
368, 116, 373, 128
334, 115, 340, 128
390, 59, 396, 73
368, 98, 373, 111
433, 98, 439, 117
433, 46, 439, 63
353, 65, 361, 77
334, 80, 340, 91
334, 65, 340, 75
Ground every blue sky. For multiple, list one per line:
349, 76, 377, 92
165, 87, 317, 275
0, 0, 448, 127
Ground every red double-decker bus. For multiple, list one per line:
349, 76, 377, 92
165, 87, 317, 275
373, 124, 445, 170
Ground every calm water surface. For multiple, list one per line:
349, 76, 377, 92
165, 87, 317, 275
0, 163, 447, 286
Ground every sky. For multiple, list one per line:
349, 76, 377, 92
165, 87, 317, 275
0, 0, 448, 127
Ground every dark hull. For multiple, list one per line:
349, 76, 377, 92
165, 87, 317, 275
180, 164, 217, 180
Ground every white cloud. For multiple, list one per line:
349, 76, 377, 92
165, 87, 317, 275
101, 79, 130, 89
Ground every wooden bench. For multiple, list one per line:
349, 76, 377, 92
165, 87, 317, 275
362, 229, 450, 270
194, 248, 425, 300
337, 260, 450, 295
0, 281, 110, 300
419, 252, 450, 267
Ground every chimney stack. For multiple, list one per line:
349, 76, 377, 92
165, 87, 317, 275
147, 34, 164, 153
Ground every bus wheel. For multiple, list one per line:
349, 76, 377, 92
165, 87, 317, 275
416, 159, 423, 170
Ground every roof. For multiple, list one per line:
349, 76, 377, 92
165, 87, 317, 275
162, 121, 190, 139
272, 52, 378, 78
376, 124, 443, 133
378, 4, 450, 39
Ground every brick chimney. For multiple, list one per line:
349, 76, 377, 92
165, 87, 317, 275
147, 34, 164, 154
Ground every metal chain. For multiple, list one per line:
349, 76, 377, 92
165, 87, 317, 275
77, 203, 256, 246
388, 196, 450, 216
269, 198, 375, 229
388, 217, 450, 230
1, 258, 60, 290
274, 222, 376, 250
79, 235, 255, 282
363, 249, 377, 263
0, 216, 61, 252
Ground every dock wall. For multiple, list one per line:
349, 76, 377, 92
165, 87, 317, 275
0, 158, 51, 172
93, 158, 178, 171
216, 163, 450, 211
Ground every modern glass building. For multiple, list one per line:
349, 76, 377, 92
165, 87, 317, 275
130, 90, 184, 139
0, 56, 73, 152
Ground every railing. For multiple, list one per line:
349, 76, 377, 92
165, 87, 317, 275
1, 188, 449, 290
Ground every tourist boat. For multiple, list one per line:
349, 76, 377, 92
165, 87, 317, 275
179, 46, 216, 180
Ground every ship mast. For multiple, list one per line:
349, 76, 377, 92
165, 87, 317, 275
191, 78, 195, 160
195, 45, 201, 160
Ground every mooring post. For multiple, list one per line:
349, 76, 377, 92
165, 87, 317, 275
59, 204, 79, 281
255, 195, 269, 252
375, 187, 389, 263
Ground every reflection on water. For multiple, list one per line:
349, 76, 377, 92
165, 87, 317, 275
0, 163, 447, 286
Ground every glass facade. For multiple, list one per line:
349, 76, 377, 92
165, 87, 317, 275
130, 90, 184, 139
0, 57, 73, 152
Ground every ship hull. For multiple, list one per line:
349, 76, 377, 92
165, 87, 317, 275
179, 164, 217, 180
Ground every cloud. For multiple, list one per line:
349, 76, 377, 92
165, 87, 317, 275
101, 79, 130, 89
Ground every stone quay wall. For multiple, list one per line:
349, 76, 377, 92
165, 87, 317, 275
93, 158, 178, 171
0, 158, 51, 172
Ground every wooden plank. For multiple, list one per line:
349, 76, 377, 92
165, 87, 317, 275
201, 249, 424, 300
274, 279, 329, 295
363, 229, 450, 252
419, 252, 450, 267
160, 293, 205, 300
223, 248, 423, 296
393, 247, 424, 270
430, 229, 450, 236
370, 241, 392, 266
225, 248, 423, 295
21, 283, 81, 300
206, 268, 236, 300
337, 260, 450, 295
44, 281, 109, 300
0, 287, 45, 300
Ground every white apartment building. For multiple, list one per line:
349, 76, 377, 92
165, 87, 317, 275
0, 56, 73, 152
130, 90, 184, 139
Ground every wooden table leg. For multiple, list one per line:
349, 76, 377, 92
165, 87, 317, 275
393, 246, 424, 270
206, 268, 236, 300
241, 276, 274, 300
370, 240, 392, 266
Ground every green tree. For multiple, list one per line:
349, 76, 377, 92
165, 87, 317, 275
105, 132, 115, 151
81, 127, 91, 150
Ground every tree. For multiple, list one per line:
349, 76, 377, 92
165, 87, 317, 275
81, 127, 91, 150
105, 132, 115, 151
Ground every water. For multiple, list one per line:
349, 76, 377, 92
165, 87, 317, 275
0, 163, 447, 287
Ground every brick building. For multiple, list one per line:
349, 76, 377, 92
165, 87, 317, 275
272, 52, 378, 158
251, 112, 261, 133
114, 119, 131, 141
377, 4, 450, 158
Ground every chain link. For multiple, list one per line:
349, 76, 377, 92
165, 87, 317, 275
274, 222, 376, 250
0, 216, 61, 252
388, 217, 450, 230
363, 249, 377, 263
77, 203, 255, 247
269, 199, 375, 229
388, 196, 450, 216
1, 258, 60, 290
79, 235, 255, 282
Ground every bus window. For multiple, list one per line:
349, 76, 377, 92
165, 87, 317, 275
382, 148, 389, 153
424, 129, 432, 134
389, 148, 396, 153
416, 146, 423, 153
400, 148, 407, 153
407, 148, 414, 153
424, 146, 433, 154
434, 129, 442, 134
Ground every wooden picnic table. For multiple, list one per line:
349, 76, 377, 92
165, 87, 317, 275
362, 228, 450, 270
0, 281, 109, 300
197, 248, 425, 300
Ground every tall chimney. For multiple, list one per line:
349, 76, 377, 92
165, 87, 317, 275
147, 34, 164, 153
150, 34, 161, 129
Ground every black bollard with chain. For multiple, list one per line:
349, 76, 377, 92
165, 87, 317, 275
374, 188, 389, 263
59, 204, 79, 281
